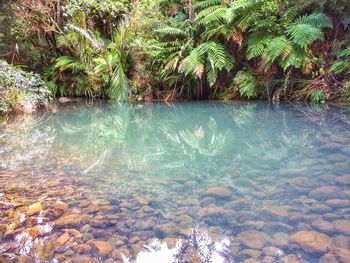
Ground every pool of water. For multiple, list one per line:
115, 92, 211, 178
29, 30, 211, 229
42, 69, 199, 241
0, 101, 350, 262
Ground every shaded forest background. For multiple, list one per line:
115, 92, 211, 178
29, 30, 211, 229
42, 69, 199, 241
0, 0, 349, 108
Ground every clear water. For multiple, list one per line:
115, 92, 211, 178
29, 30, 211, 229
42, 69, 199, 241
0, 102, 350, 262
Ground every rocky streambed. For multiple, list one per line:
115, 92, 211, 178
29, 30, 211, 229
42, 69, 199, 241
0, 162, 350, 262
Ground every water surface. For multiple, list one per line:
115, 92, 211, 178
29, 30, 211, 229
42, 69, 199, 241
0, 102, 350, 262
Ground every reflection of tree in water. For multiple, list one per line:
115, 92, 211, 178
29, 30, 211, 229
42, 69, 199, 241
134, 227, 232, 263
162, 117, 233, 160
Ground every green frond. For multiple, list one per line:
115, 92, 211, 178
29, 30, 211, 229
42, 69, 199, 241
279, 44, 307, 71
204, 41, 234, 71
194, 0, 224, 10
330, 61, 349, 74
156, 27, 187, 37
246, 33, 273, 60
262, 36, 287, 65
295, 12, 332, 29
108, 60, 128, 101
55, 56, 86, 73
225, 0, 260, 24
287, 12, 332, 47
287, 23, 323, 47
339, 46, 350, 58
179, 48, 205, 78
234, 69, 260, 98
197, 6, 227, 25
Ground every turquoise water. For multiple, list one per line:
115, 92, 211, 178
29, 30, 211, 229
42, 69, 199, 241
0, 102, 350, 262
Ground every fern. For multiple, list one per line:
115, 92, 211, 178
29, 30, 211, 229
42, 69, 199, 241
246, 33, 273, 60
234, 70, 260, 98
194, 0, 224, 10
197, 6, 227, 25
55, 56, 86, 73
287, 12, 332, 47
156, 27, 187, 37
262, 36, 287, 65
339, 46, 350, 58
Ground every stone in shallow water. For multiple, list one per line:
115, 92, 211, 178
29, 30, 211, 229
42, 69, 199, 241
73, 255, 99, 263
288, 177, 314, 187
30, 240, 54, 261
73, 244, 92, 254
174, 214, 193, 226
311, 220, 335, 234
243, 259, 259, 263
133, 218, 157, 231
91, 240, 113, 257
261, 205, 289, 222
17, 255, 34, 263
54, 232, 70, 248
289, 231, 332, 254
237, 230, 269, 249
309, 186, 339, 200
333, 220, 350, 235
55, 214, 89, 228
279, 254, 307, 263
332, 235, 350, 248
26, 202, 43, 216
262, 247, 284, 257
236, 249, 261, 259
325, 199, 350, 208
153, 223, 180, 238
335, 175, 350, 185
202, 187, 232, 199
272, 232, 289, 248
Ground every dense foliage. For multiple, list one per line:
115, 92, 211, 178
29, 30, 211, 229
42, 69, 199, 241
0, 0, 349, 103
0, 60, 51, 114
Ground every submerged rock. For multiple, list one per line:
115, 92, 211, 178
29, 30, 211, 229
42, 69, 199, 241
261, 205, 289, 221
335, 175, 350, 185
26, 202, 43, 216
55, 214, 88, 228
311, 220, 335, 234
153, 223, 180, 238
237, 230, 269, 249
202, 187, 232, 199
289, 231, 331, 254
73, 244, 92, 254
333, 220, 350, 235
309, 186, 339, 200
54, 232, 70, 248
91, 240, 113, 257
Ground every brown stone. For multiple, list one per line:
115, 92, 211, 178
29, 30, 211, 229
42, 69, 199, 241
311, 220, 335, 234
55, 214, 88, 228
91, 240, 112, 257
153, 223, 180, 238
73, 256, 99, 263
203, 187, 232, 199
336, 175, 350, 185
261, 205, 289, 221
309, 186, 339, 200
237, 230, 269, 249
289, 231, 332, 254
197, 206, 225, 219
54, 232, 70, 247
333, 220, 350, 235
333, 248, 350, 263
17, 256, 34, 263
27, 202, 43, 216
263, 246, 284, 257
325, 199, 350, 208
73, 244, 92, 254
